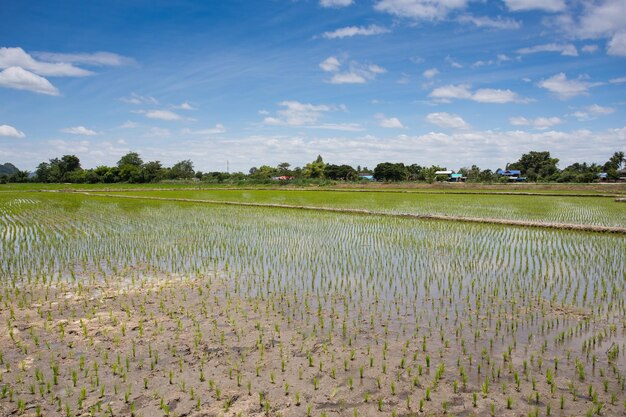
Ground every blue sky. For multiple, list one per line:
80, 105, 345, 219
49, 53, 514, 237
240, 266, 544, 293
1, 0, 625, 173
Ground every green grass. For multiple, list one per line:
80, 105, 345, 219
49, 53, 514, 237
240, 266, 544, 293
3, 181, 625, 195
93, 189, 626, 227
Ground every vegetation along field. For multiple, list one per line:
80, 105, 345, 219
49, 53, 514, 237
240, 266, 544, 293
1, 190, 625, 417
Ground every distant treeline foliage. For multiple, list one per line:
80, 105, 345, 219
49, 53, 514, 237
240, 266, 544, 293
1, 150, 624, 184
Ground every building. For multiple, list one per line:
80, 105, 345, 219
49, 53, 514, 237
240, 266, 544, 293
495, 168, 526, 182
434, 170, 466, 182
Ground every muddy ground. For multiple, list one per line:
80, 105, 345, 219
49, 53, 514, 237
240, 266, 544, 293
1, 270, 625, 417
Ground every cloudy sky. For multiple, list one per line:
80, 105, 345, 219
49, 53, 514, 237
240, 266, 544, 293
1, 0, 625, 172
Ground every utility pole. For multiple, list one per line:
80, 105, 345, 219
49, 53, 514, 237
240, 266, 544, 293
227, 160, 229, 174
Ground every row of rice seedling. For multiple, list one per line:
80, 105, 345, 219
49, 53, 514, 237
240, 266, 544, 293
97, 189, 626, 228
0, 192, 624, 416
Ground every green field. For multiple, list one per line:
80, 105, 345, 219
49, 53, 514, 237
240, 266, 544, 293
1, 190, 625, 417
94, 188, 626, 228
2, 181, 626, 195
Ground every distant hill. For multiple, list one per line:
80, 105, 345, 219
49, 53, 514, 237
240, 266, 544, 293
0, 163, 19, 176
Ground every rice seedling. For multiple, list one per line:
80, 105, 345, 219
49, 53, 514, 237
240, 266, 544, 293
0, 190, 624, 417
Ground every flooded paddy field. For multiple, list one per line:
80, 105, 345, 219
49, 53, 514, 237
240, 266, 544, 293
0, 192, 625, 417
95, 189, 626, 229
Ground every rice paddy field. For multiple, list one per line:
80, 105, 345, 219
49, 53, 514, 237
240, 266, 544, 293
1, 189, 625, 417
96, 189, 626, 228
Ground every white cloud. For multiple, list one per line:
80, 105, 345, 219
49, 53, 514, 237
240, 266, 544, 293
321, 25, 390, 39
374, 0, 468, 21
538, 73, 596, 99
422, 68, 439, 79
517, 43, 578, 56
567, 0, 626, 39
320, 0, 353, 7
572, 104, 615, 121
430, 84, 525, 103
586, 104, 615, 115
261, 101, 362, 131
319, 56, 341, 72
263, 101, 332, 126
457, 15, 521, 30
33, 51, 134, 67
61, 126, 98, 136
0, 47, 92, 77
368, 64, 386, 74
309, 123, 364, 132
0, 66, 59, 95
509, 116, 562, 129
445, 56, 463, 68
120, 93, 159, 105
472, 88, 524, 103
182, 124, 226, 135
429, 84, 472, 101
330, 72, 368, 84
426, 112, 469, 129
170, 126, 626, 173
7, 126, 626, 173
321, 57, 386, 84
471, 54, 512, 68
378, 116, 405, 129
176, 101, 196, 110
608, 31, 626, 56
47, 139, 91, 154
0, 124, 25, 138
581, 45, 598, 53
504, 0, 565, 12
570, 112, 588, 121
609, 76, 626, 84
555, 0, 626, 57
144, 110, 184, 121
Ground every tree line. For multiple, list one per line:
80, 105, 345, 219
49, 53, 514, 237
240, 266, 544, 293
0, 150, 624, 184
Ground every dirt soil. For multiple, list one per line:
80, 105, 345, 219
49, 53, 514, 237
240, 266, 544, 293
1, 270, 625, 417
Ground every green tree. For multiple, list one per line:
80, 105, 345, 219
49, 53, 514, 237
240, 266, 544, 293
249, 165, 277, 180
603, 151, 625, 171
373, 162, 408, 182
277, 162, 292, 176
35, 155, 82, 182
458, 165, 481, 182
170, 160, 195, 179
406, 164, 424, 181
508, 151, 559, 181
35, 162, 52, 182
119, 164, 144, 183
303, 155, 326, 179
7, 170, 29, 183
324, 164, 357, 181
59, 155, 81, 174
101, 167, 120, 183
557, 162, 600, 183
602, 151, 625, 180
143, 161, 164, 182
117, 152, 143, 168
